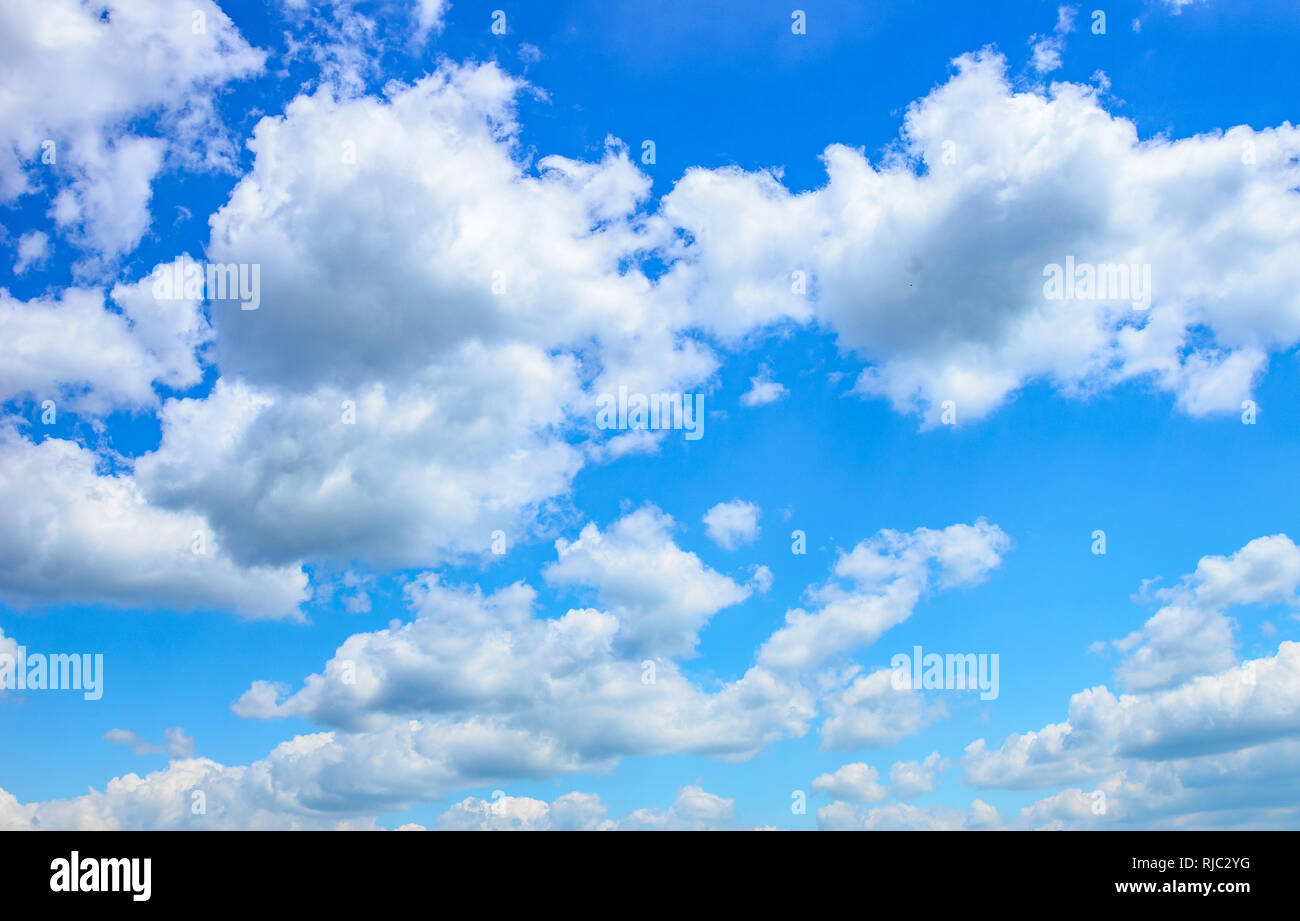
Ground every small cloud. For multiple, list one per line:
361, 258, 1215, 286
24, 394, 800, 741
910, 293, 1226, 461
586, 428, 664, 463
413, 0, 448, 43
164, 727, 195, 759
103, 729, 163, 756
740, 366, 788, 407
703, 499, 761, 550
106, 727, 195, 758
1028, 5, 1076, 74
13, 230, 49, 274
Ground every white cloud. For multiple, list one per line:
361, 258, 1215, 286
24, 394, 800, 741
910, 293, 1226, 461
233, 566, 810, 763
0, 427, 308, 619
12, 230, 49, 274
739, 367, 788, 407
202, 62, 689, 394
0, 0, 264, 261
811, 762, 887, 803
758, 520, 1010, 672
136, 348, 584, 570
889, 751, 945, 798
435, 785, 739, 831
954, 541, 1300, 829
659, 51, 1300, 425
545, 506, 751, 657
0, 751, 735, 830
436, 791, 608, 831
819, 799, 1000, 830
103, 729, 163, 756
163, 727, 196, 759
0, 721, 574, 829
619, 785, 737, 830
0, 265, 210, 413
121, 61, 716, 572
819, 666, 948, 749
702, 499, 762, 550
414, 0, 449, 42
1111, 534, 1300, 691
1028, 6, 1076, 74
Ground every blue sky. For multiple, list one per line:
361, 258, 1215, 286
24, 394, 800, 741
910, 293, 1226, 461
2, 0, 1300, 830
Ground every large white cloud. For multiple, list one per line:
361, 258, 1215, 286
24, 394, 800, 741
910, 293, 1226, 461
202, 61, 698, 393
657, 50, 1300, 425
122, 60, 717, 572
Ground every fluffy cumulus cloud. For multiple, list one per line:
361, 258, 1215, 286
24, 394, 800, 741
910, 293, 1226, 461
657, 50, 1300, 425
0, 51, 710, 613
135, 349, 585, 570
0, 516, 954, 827
125, 60, 721, 574
434, 791, 610, 831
